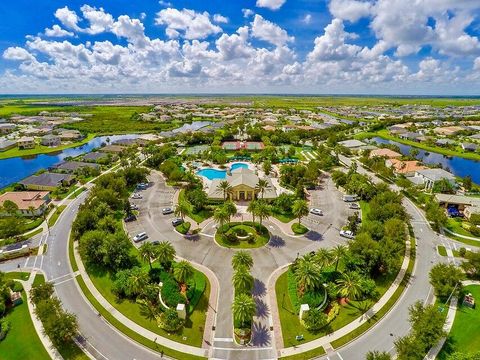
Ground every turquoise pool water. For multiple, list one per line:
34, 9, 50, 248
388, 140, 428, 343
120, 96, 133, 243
197, 163, 248, 180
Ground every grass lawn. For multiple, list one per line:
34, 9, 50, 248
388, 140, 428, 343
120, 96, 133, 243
86, 260, 209, 347
272, 210, 296, 223
0, 288, 50, 360
446, 218, 480, 239
25, 227, 43, 240
438, 245, 448, 256
0, 134, 97, 160
439, 285, 480, 358
48, 205, 67, 228
71, 187, 86, 199
74, 275, 204, 360
33, 273, 45, 286
4, 272, 29, 281
215, 222, 270, 249
291, 223, 308, 235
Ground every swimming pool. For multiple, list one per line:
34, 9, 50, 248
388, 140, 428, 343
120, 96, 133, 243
197, 163, 248, 180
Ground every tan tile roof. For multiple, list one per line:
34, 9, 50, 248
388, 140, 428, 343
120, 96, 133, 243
388, 159, 427, 174
0, 191, 49, 210
369, 148, 402, 159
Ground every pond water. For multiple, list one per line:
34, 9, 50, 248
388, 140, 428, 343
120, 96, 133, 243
0, 134, 139, 189
196, 162, 249, 180
371, 137, 480, 183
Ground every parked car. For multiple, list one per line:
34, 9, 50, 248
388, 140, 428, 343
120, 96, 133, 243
151, 240, 160, 246
131, 193, 142, 199
342, 194, 358, 202
136, 183, 148, 190
130, 203, 139, 210
162, 207, 174, 215
349, 203, 360, 210
172, 218, 184, 227
133, 232, 148, 243
310, 208, 323, 216
124, 214, 137, 222
340, 230, 354, 239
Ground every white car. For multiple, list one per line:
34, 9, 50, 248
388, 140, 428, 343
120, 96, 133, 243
310, 208, 323, 216
339, 230, 354, 239
133, 232, 148, 243
349, 203, 360, 210
131, 193, 142, 199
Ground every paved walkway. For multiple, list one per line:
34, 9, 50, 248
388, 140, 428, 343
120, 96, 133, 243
20, 271, 63, 360
443, 227, 480, 243
277, 238, 412, 358
72, 241, 208, 358
425, 296, 458, 360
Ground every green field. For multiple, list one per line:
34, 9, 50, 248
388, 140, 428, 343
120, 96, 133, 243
0, 287, 51, 360
47, 205, 67, 228
439, 285, 480, 358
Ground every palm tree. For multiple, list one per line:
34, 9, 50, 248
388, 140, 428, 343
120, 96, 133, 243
156, 241, 176, 270
247, 200, 259, 224
224, 201, 237, 222
174, 260, 195, 285
232, 293, 256, 328
294, 256, 322, 295
175, 200, 192, 221
232, 267, 254, 294
255, 179, 271, 199
292, 199, 309, 224
314, 248, 334, 268
217, 180, 232, 201
255, 201, 271, 226
125, 269, 149, 297
336, 272, 362, 300
139, 242, 157, 270
232, 251, 254, 271
214, 207, 230, 231
331, 245, 347, 271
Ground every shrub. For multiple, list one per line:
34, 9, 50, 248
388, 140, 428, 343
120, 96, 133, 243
12, 282, 23, 292
326, 301, 340, 322
300, 291, 325, 309
0, 319, 11, 341
470, 225, 480, 237
175, 222, 191, 234
158, 308, 184, 332
303, 308, 328, 331
160, 274, 185, 308
459, 247, 467, 257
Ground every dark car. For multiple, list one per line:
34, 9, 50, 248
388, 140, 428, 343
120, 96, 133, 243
151, 240, 160, 246
124, 214, 137, 222
172, 218, 184, 227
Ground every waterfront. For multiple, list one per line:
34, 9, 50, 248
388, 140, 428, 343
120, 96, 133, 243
0, 134, 139, 189
372, 137, 480, 183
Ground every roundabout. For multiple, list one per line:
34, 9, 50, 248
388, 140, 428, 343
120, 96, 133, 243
214, 222, 270, 249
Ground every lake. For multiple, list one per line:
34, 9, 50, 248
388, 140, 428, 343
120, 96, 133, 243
0, 134, 139, 189
371, 137, 480, 183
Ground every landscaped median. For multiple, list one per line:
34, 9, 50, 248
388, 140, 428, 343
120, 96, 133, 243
47, 205, 67, 228
215, 221, 270, 248
276, 230, 414, 359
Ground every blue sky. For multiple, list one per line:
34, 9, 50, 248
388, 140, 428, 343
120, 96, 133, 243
0, 0, 479, 94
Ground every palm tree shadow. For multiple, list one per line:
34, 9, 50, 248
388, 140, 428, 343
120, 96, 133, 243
251, 322, 271, 347
254, 298, 270, 319
268, 235, 285, 248
305, 231, 323, 241
252, 279, 266, 297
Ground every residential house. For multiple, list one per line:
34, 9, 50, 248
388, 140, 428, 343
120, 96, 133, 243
53, 161, 100, 173
436, 139, 456, 147
398, 132, 423, 142
435, 194, 480, 219
414, 168, 456, 190
369, 148, 402, 159
433, 126, 465, 136
82, 152, 109, 163
41, 134, 61, 147
462, 143, 478, 152
386, 159, 427, 177
338, 139, 367, 151
17, 137, 35, 149
0, 123, 15, 134
59, 129, 82, 141
99, 144, 126, 154
0, 191, 50, 217
19, 173, 76, 191
0, 139, 16, 152
208, 168, 276, 201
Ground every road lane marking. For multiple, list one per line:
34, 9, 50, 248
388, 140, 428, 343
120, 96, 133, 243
213, 337, 233, 342
337, 352, 344, 360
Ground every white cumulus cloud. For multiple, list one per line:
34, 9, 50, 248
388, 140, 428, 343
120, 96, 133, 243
251, 15, 294, 47
44, 25, 74, 37
256, 0, 287, 11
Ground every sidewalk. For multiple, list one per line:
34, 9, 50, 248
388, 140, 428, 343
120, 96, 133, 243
443, 227, 480, 243
73, 242, 209, 358
21, 271, 63, 360
277, 239, 412, 357
425, 297, 458, 360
